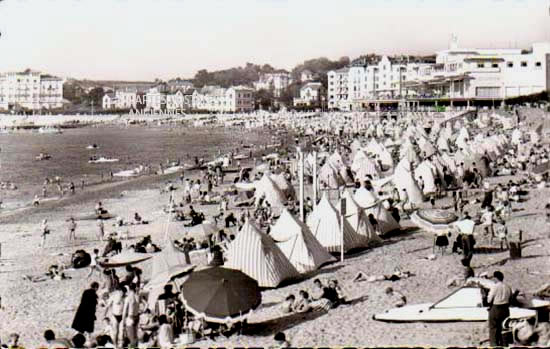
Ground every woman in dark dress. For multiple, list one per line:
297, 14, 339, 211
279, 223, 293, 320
72, 282, 99, 334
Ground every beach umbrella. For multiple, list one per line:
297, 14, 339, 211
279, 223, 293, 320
185, 222, 218, 241
410, 209, 458, 232
452, 219, 476, 235
180, 267, 262, 324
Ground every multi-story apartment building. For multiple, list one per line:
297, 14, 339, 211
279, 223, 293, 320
0, 70, 64, 110
327, 68, 349, 110
254, 72, 293, 97
192, 86, 255, 112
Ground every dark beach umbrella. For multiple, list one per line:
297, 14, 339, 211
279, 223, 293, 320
180, 267, 262, 323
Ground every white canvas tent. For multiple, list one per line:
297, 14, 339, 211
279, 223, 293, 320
270, 209, 336, 273
254, 173, 287, 214
307, 194, 367, 252
341, 190, 383, 245
353, 187, 400, 234
393, 158, 424, 205
225, 220, 299, 288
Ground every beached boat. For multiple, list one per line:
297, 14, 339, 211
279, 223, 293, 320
88, 156, 119, 164
98, 251, 153, 268
37, 126, 62, 134
373, 287, 546, 322
74, 212, 114, 221
35, 153, 51, 161
86, 144, 99, 150
157, 165, 184, 175
233, 154, 249, 160
114, 166, 144, 177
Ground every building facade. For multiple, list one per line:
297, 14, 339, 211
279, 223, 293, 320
102, 89, 140, 110
404, 41, 550, 101
0, 71, 64, 110
327, 41, 550, 110
192, 86, 255, 112
293, 82, 325, 107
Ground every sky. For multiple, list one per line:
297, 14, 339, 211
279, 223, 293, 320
0, 0, 549, 81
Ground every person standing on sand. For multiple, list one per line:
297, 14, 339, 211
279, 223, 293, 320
68, 217, 77, 241
488, 271, 513, 346
122, 283, 140, 346
87, 249, 100, 279
97, 219, 105, 241
72, 282, 99, 338
39, 219, 50, 248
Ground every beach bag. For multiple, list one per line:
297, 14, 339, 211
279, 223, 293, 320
71, 250, 91, 269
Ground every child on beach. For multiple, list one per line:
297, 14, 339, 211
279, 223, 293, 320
87, 249, 100, 279
68, 217, 77, 241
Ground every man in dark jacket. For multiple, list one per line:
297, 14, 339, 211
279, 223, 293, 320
72, 282, 99, 335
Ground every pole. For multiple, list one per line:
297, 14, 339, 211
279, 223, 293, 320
312, 151, 317, 205
299, 150, 304, 222
340, 198, 346, 263
340, 213, 344, 263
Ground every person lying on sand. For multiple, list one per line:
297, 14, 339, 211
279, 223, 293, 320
23, 265, 71, 282
385, 287, 407, 308
353, 268, 414, 283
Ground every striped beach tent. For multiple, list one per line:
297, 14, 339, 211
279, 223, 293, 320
225, 220, 299, 288
341, 190, 383, 245
306, 194, 367, 253
354, 187, 400, 235
270, 209, 335, 273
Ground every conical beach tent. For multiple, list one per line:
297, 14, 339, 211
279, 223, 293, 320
393, 158, 424, 205
341, 190, 383, 245
254, 174, 287, 214
270, 209, 335, 273
307, 194, 367, 253
225, 220, 299, 287
353, 187, 400, 234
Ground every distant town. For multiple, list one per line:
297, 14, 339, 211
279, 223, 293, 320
1, 38, 549, 115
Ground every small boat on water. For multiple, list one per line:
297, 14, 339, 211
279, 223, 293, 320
37, 127, 62, 134
35, 153, 51, 161
88, 156, 119, 164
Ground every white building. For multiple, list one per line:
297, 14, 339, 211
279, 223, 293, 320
293, 82, 325, 107
327, 67, 349, 110
254, 72, 293, 97
102, 92, 116, 110
192, 86, 255, 112
102, 89, 139, 110
403, 40, 550, 104
327, 56, 411, 110
0, 70, 64, 110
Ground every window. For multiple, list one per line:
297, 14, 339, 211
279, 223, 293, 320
535, 62, 542, 67
521, 61, 527, 67
477, 63, 484, 68
507, 62, 513, 68
492, 63, 499, 68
